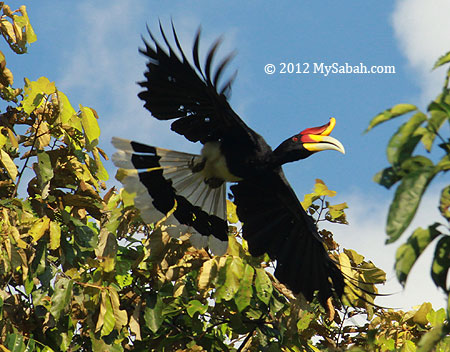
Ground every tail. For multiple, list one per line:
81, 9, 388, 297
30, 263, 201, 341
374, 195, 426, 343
111, 137, 228, 255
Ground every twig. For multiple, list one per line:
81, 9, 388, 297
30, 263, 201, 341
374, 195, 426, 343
335, 305, 349, 348
236, 328, 255, 352
12, 96, 50, 198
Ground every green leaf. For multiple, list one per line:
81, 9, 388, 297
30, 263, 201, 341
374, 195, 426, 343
344, 248, 365, 265
427, 308, 446, 327
366, 104, 417, 132
433, 51, 450, 69
386, 167, 436, 243
395, 224, 442, 284
359, 261, 386, 285
431, 236, 450, 292
439, 185, 450, 221
6, 333, 26, 352
386, 112, 427, 165
421, 109, 447, 151
215, 256, 244, 301
80, 105, 100, 144
373, 167, 401, 189
99, 291, 115, 337
234, 264, 254, 312
400, 340, 417, 352
50, 277, 73, 320
255, 267, 272, 305
144, 294, 164, 333
297, 311, 315, 332
428, 100, 450, 117
186, 300, 208, 317
437, 154, 450, 172
401, 156, 435, 172
37, 151, 53, 184
413, 302, 432, 326
417, 323, 450, 352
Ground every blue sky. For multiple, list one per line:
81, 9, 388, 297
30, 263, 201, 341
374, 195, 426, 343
10, 1, 450, 309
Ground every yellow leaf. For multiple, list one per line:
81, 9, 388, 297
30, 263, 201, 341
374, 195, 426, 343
198, 259, 217, 290
18, 5, 37, 44
12, 20, 22, 43
0, 343, 11, 351
49, 221, 61, 250
173, 279, 186, 297
301, 193, 317, 210
95, 290, 108, 333
338, 252, 354, 280
7, 128, 18, 148
108, 286, 128, 329
227, 200, 239, 224
0, 130, 7, 148
36, 120, 51, 149
328, 202, 348, 221
30, 216, 50, 242
57, 90, 75, 121
120, 188, 135, 208
313, 179, 336, 197
0, 149, 17, 180
22, 77, 55, 114
413, 302, 432, 325
0, 20, 16, 43
80, 105, 100, 143
10, 226, 27, 249
35, 76, 56, 95
130, 303, 142, 340
93, 147, 109, 181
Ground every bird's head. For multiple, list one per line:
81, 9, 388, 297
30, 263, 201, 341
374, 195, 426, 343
273, 117, 345, 165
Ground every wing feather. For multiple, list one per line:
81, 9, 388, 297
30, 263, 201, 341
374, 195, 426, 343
231, 172, 345, 305
138, 24, 258, 146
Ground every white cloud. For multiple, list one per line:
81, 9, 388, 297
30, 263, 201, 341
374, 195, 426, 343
55, 5, 244, 157
328, 183, 448, 311
392, 0, 450, 104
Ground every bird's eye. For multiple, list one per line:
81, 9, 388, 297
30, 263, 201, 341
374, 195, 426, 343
292, 136, 299, 142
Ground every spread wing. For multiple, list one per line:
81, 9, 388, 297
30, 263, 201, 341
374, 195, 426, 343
138, 23, 258, 146
231, 171, 345, 305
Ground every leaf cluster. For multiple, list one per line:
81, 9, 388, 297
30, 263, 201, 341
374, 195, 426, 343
367, 50, 450, 350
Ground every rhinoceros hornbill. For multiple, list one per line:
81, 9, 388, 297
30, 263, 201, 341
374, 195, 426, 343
112, 23, 347, 306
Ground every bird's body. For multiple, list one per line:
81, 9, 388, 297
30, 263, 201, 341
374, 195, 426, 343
112, 24, 346, 305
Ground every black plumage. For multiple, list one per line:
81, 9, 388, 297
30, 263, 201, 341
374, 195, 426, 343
112, 23, 347, 306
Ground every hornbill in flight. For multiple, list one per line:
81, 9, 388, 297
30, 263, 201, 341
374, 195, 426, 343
112, 23, 346, 306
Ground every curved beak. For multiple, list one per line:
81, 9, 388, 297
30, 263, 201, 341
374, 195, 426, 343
300, 118, 345, 154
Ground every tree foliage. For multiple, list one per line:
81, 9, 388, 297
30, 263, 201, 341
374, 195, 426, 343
0, 3, 448, 351
368, 50, 450, 350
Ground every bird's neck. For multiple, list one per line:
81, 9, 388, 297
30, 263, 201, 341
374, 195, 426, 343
271, 147, 299, 167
